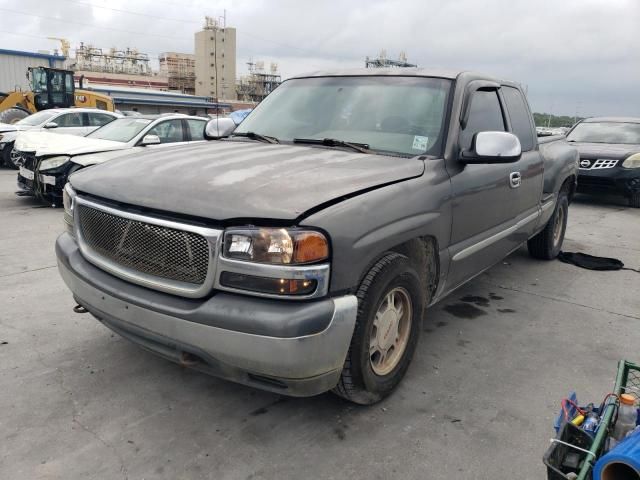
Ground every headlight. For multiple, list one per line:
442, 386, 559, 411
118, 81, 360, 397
39, 155, 70, 171
63, 183, 76, 235
622, 153, 640, 169
223, 228, 329, 265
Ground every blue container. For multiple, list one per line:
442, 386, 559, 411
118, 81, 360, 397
593, 427, 640, 480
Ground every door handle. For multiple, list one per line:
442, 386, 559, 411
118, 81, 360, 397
509, 172, 521, 188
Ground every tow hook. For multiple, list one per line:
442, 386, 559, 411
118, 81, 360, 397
73, 304, 88, 314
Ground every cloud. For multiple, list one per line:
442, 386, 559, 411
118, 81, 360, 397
1, 0, 638, 115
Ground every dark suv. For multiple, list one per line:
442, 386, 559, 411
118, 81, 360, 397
567, 117, 640, 207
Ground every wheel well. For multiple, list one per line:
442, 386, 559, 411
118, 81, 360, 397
561, 174, 577, 204
388, 237, 439, 307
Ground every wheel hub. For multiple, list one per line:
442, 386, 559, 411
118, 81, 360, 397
369, 287, 412, 376
377, 308, 400, 350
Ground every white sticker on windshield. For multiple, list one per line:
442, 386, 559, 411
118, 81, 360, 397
412, 135, 429, 151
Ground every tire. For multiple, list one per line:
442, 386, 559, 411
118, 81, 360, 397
5, 144, 21, 169
528, 191, 569, 259
1, 142, 13, 168
629, 192, 640, 208
0, 108, 29, 124
333, 252, 425, 405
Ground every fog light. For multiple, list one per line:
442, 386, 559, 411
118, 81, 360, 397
220, 272, 317, 296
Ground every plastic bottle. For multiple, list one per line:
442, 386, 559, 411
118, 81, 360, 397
582, 411, 600, 437
612, 394, 638, 441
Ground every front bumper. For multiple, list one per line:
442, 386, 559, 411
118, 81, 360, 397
577, 167, 640, 197
16, 166, 65, 200
56, 233, 358, 397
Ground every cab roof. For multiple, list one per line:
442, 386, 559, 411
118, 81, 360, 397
288, 67, 520, 88
582, 117, 640, 124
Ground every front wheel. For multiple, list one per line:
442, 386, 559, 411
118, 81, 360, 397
5, 144, 21, 169
332, 252, 424, 405
528, 191, 569, 259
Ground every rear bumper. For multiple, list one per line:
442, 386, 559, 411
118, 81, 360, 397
577, 167, 640, 197
56, 233, 358, 396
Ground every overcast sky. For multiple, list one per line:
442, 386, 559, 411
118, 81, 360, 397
1, 0, 638, 116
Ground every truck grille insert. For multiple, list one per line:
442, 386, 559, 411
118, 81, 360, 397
77, 205, 210, 285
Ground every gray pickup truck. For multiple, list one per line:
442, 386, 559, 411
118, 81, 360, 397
56, 69, 578, 404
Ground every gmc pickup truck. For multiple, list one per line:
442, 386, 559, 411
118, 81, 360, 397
56, 69, 578, 404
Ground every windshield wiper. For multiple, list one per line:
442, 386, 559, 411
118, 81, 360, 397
232, 131, 279, 144
293, 137, 371, 154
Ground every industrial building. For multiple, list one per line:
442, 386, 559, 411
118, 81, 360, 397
365, 50, 416, 68
159, 52, 196, 95
67, 43, 168, 90
0, 49, 66, 92
236, 60, 281, 102
195, 17, 237, 100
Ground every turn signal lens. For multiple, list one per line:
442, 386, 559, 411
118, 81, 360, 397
622, 153, 640, 169
293, 232, 330, 263
224, 228, 329, 265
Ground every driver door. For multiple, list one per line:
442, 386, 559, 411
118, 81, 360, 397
445, 87, 532, 290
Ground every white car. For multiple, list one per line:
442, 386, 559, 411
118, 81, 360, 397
15, 114, 211, 203
0, 108, 121, 168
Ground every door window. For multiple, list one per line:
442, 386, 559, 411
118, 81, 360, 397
502, 87, 535, 151
87, 112, 116, 127
54, 112, 83, 127
185, 119, 206, 140
147, 120, 184, 143
460, 90, 505, 151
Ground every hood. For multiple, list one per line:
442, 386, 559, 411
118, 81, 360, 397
0, 122, 18, 133
572, 142, 640, 160
70, 141, 425, 221
71, 147, 144, 167
0, 123, 31, 134
14, 131, 126, 156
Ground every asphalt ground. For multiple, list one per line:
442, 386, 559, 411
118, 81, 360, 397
1, 166, 638, 480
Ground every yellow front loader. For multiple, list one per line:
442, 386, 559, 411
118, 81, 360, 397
0, 66, 115, 124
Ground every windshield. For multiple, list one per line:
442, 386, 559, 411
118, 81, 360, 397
235, 76, 451, 156
16, 111, 57, 126
567, 122, 640, 144
87, 118, 153, 142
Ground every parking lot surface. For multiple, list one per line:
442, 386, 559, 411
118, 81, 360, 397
1, 167, 639, 480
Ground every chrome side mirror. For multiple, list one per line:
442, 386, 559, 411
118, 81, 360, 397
461, 131, 522, 164
140, 134, 161, 146
205, 117, 236, 139
43, 122, 58, 129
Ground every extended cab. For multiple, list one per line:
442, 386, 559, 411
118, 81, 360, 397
56, 69, 578, 404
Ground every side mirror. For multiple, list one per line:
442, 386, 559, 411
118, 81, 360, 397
43, 122, 58, 129
140, 134, 161, 146
461, 131, 521, 164
205, 117, 236, 139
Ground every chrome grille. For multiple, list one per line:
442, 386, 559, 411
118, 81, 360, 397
77, 204, 210, 285
579, 158, 618, 170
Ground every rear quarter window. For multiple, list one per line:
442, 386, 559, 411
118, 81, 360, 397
502, 86, 535, 151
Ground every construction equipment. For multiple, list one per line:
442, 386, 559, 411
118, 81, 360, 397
0, 66, 115, 124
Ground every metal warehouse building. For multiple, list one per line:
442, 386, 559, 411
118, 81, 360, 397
86, 84, 230, 115
0, 49, 66, 92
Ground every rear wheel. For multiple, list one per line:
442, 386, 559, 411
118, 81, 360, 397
630, 192, 640, 208
0, 108, 29, 124
332, 252, 424, 405
528, 191, 569, 259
